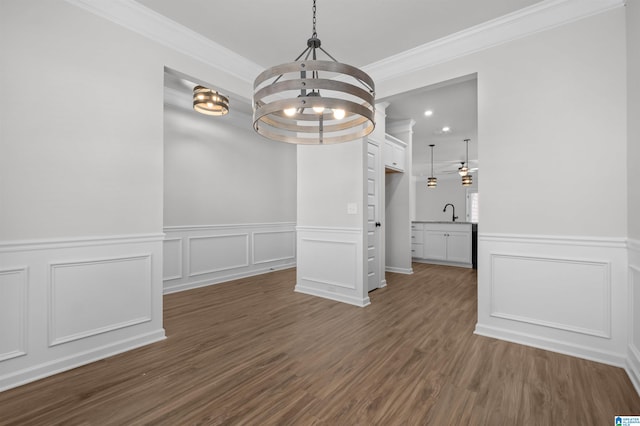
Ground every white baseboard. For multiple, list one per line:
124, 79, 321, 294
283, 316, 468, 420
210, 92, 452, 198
295, 284, 370, 307
474, 323, 626, 368
379, 279, 388, 288
412, 258, 472, 269
164, 262, 295, 294
0, 330, 165, 392
385, 266, 413, 274
626, 344, 640, 397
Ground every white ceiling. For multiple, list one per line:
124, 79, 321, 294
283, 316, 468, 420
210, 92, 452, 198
137, 0, 544, 68
140, 0, 547, 174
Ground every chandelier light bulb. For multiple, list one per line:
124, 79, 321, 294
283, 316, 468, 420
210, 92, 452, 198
284, 107, 297, 117
313, 105, 325, 114
333, 109, 346, 120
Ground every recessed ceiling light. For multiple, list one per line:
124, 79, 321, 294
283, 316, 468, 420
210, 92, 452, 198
442, 126, 450, 132
424, 110, 433, 117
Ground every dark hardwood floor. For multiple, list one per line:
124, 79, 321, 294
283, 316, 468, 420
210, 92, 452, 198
0, 263, 638, 425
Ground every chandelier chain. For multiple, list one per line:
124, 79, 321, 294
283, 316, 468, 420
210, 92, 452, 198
312, 0, 317, 38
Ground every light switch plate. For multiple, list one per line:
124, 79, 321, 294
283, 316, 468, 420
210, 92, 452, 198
347, 203, 357, 214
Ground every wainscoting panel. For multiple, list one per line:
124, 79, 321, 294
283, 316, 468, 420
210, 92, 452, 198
49, 255, 152, 346
188, 234, 249, 277
163, 223, 296, 294
0, 268, 27, 362
162, 238, 182, 281
628, 239, 640, 396
253, 230, 295, 264
477, 234, 628, 367
295, 227, 368, 307
0, 234, 165, 392
490, 254, 610, 338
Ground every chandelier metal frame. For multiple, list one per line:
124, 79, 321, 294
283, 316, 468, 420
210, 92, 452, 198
252, 0, 375, 144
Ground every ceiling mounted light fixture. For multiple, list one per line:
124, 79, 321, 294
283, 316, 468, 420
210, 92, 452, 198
462, 139, 473, 186
193, 85, 229, 116
427, 144, 437, 188
252, 0, 375, 144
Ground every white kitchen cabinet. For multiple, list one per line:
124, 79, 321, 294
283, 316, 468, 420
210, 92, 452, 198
410, 223, 424, 258
383, 134, 406, 172
412, 222, 472, 267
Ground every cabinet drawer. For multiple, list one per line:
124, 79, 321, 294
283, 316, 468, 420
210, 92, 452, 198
411, 230, 424, 244
411, 243, 424, 258
411, 223, 424, 231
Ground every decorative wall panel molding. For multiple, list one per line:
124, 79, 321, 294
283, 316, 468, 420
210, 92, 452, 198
188, 234, 249, 277
253, 230, 296, 264
0, 234, 165, 392
0, 267, 28, 362
162, 238, 183, 281
490, 254, 610, 338
163, 223, 296, 294
628, 240, 640, 396
295, 227, 369, 307
477, 233, 628, 368
49, 255, 152, 346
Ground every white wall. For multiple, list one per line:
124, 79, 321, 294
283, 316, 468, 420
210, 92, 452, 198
627, 0, 640, 396
163, 98, 296, 226
414, 174, 478, 222
0, 0, 252, 391
377, 8, 630, 370
162, 90, 297, 293
296, 141, 368, 306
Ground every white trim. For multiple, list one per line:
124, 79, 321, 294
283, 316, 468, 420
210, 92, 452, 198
385, 266, 413, 275
48, 254, 153, 346
0, 267, 28, 362
64, 0, 262, 86
164, 222, 296, 232
162, 238, 183, 281
489, 253, 611, 338
164, 262, 295, 295
294, 284, 370, 308
474, 323, 626, 368
412, 258, 473, 269
0, 233, 165, 252
629, 238, 640, 252
187, 234, 250, 277
479, 232, 627, 248
296, 226, 362, 235
0, 330, 165, 393
626, 344, 640, 398
364, 0, 624, 84
251, 230, 296, 265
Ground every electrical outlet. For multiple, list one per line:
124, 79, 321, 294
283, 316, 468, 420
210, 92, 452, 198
347, 203, 357, 214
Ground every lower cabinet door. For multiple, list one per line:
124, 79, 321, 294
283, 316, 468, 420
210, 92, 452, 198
423, 231, 447, 260
446, 231, 472, 264
411, 243, 424, 258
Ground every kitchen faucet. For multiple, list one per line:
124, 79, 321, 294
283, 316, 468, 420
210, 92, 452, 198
443, 203, 458, 222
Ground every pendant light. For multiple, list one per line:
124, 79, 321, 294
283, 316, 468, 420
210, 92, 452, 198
462, 139, 473, 186
427, 144, 437, 188
252, 0, 375, 144
193, 85, 229, 116
458, 162, 468, 176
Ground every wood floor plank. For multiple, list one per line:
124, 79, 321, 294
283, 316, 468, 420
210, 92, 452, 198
0, 264, 638, 425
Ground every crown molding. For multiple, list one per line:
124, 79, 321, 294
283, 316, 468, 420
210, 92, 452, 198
363, 0, 624, 84
65, 0, 623, 91
64, 0, 263, 85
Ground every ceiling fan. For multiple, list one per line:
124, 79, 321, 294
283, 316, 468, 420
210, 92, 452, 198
440, 161, 478, 175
